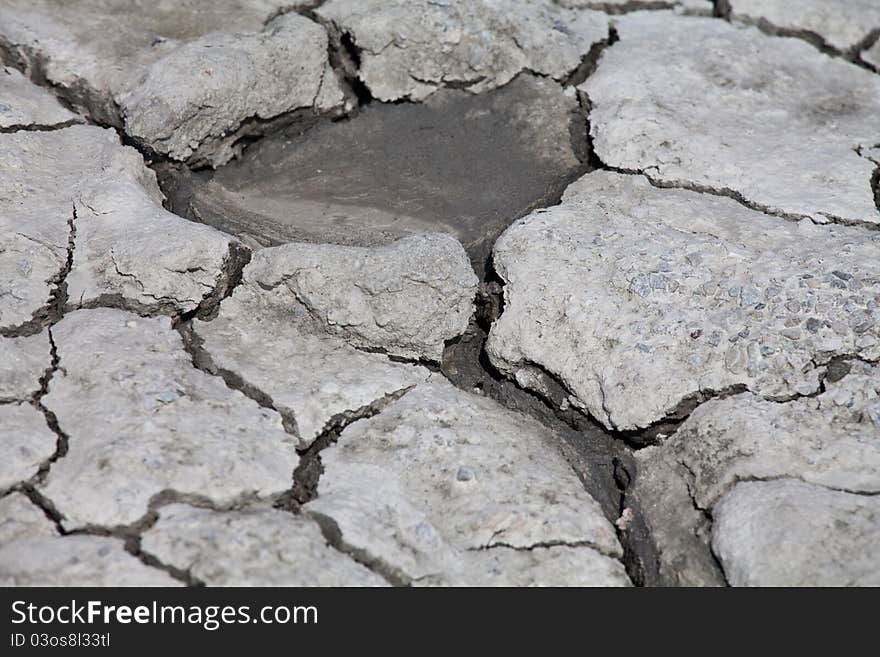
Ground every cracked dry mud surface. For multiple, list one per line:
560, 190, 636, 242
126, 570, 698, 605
1, 1, 878, 588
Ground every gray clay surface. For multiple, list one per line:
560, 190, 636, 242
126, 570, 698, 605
1, 1, 878, 588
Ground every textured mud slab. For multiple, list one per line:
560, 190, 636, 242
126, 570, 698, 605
142, 504, 387, 586
488, 171, 880, 432
41, 309, 299, 529
305, 379, 629, 586
0, 332, 50, 402
864, 40, 880, 69
0, 493, 56, 544
0, 124, 239, 333
628, 451, 726, 586
0, 65, 80, 130
316, 0, 608, 101
583, 12, 880, 227
162, 74, 588, 270
636, 360, 880, 585
0, 1, 346, 166
0, 493, 178, 586
191, 234, 474, 446
0, 535, 180, 586
0, 404, 57, 493
712, 480, 880, 587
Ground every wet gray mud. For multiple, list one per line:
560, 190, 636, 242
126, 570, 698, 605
159, 73, 589, 276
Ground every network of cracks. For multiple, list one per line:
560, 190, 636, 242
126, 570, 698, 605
1, 0, 879, 587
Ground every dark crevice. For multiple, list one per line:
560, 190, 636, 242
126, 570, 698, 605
721, 474, 880, 501
72, 294, 195, 320
743, 19, 864, 65
466, 539, 615, 557
872, 164, 880, 215
561, 1, 704, 15
6, 330, 69, 524
22, 490, 256, 586
0, 38, 120, 127
27, 328, 70, 485
0, 118, 83, 133
130, 490, 268, 535
468, 284, 873, 447
449, 312, 750, 450
441, 320, 661, 585
637, 166, 876, 231
323, 340, 441, 371
175, 321, 299, 436
278, 385, 415, 510
126, 536, 206, 587
858, 37, 880, 73
444, 324, 594, 435
677, 461, 732, 586
577, 90, 607, 173
851, 27, 880, 70
611, 458, 662, 586
181, 241, 252, 322
304, 9, 373, 107
720, 7, 880, 73
856, 143, 880, 167
764, 354, 878, 404
712, 0, 731, 19
563, 26, 618, 87
307, 511, 410, 587
1, 203, 76, 338
273, 387, 419, 587
615, 384, 750, 446
63, 240, 252, 324
412, 74, 487, 92
474, 267, 504, 333
15, 485, 66, 535
335, 32, 373, 106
